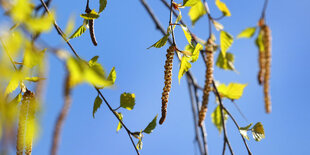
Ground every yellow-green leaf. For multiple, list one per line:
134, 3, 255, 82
120, 93, 135, 110
99, 0, 107, 13
147, 33, 170, 49
217, 83, 247, 100
10, 0, 32, 22
93, 95, 103, 118
143, 114, 158, 134
178, 56, 192, 83
216, 52, 235, 71
5, 76, 20, 96
0, 31, 23, 58
215, 0, 231, 16
69, 25, 86, 39
89, 56, 99, 67
25, 11, 54, 33
180, 25, 192, 46
251, 122, 265, 141
107, 67, 116, 84
256, 29, 264, 51
24, 44, 46, 68
116, 112, 123, 132
237, 27, 257, 39
220, 31, 233, 56
136, 137, 143, 150
188, 1, 206, 26
64, 15, 75, 37
191, 43, 202, 62
183, 0, 200, 7
80, 10, 100, 20
24, 77, 45, 82
239, 123, 253, 140
211, 105, 228, 133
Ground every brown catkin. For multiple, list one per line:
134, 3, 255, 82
258, 49, 265, 85
159, 46, 175, 125
262, 25, 272, 113
88, 19, 98, 46
198, 45, 214, 127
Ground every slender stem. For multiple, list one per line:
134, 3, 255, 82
168, 0, 176, 45
39, 0, 139, 154
212, 80, 234, 155
261, 0, 269, 20
222, 106, 252, 155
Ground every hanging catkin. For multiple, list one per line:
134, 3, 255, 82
159, 46, 175, 125
262, 25, 271, 113
85, 6, 98, 46
24, 91, 35, 155
258, 48, 265, 85
198, 39, 214, 127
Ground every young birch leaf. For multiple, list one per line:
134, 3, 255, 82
211, 105, 228, 133
216, 52, 235, 71
217, 83, 247, 100
64, 16, 75, 37
24, 77, 45, 82
220, 31, 233, 56
188, 1, 206, 26
116, 112, 123, 132
120, 93, 135, 110
213, 20, 224, 31
136, 138, 143, 150
215, 0, 231, 16
25, 11, 54, 33
89, 56, 99, 67
180, 25, 192, 46
143, 114, 158, 134
237, 27, 257, 39
107, 67, 116, 83
99, 0, 107, 13
5, 76, 20, 96
239, 123, 253, 140
256, 30, 265, 51
251, 122, 265, 141
69, 25, 86, 39
80, 10, 100, 20
147, 34, 170, 49
191, 43, 202, 62
92, 95, 103, 118
183, 0, 200, 7
178, 56, 192, 83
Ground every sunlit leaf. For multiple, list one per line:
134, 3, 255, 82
107, 67, 116, 84
251, 122, 265, 141
183, 0, 200, 7
211, 105, 228, 133
99, 0, 107, 13
92, 95, 102, 118
25, 11, 54, 33
191, 43, 202, 62
180, 25, 192, 46
5, 75, 20, 96
143, 114, 158, 134
24, 44, 45, 68
239, 123, 253, 140
69, 25, 86, 39
217, 83, 247, 100
213, 20, 224, 31
24, 77, 45, 82
237, 27, 256, 39
255, 29, 264, 51
188, 1, 206, 26
120, 93, 135, 110
147, 33, 170, 49
215, 0, 231, 16
0, 31, 23, 58
10, 0, 32, 22
80, 10, 100, 20
88, 56, 99, 67
216, 52, 235, 71
220, 31, 233, 56
178, 56, 192, 83
116, 112, 123, 132
65, 15, 75, 37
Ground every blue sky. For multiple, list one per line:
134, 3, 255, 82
2, 0, 310, 154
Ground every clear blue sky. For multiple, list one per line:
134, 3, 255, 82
4, 0, 310, 154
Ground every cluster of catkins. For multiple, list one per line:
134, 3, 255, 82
258, 19, 272, 113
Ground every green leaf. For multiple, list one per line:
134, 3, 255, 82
69, 25, 86, 39
143, 114, 158, 134
80, 10, 100, 20
24, 77, 45, 82
89, 56, 99, 67
237, 27, 257, 39
217, 83, 247, 100
116, 112, 123, 132
215, 0, 231, 16
183, 0, 200, 7
178, 56, 192, 83
220, 31, 233, 56
255, 29, 264, 51
191, 43, 202, 62
107, 67, 116, 84
92, 95, 103, 118
251, 122, 265, 141
180, 25, 192, 46
211, 105, 228, 133
188, 1, 206, 26
239, 123, 253, 140
147, 33, 170, 49
216, 52, 235, 71
99, 0, 107, 13
120, 93, 135, 110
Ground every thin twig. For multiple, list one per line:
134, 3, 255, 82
168, 0, 176, 45
222, 106, 252, 155
38, 0, 140, 154
212, 80, 234, 155
261, 0, 269, 20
